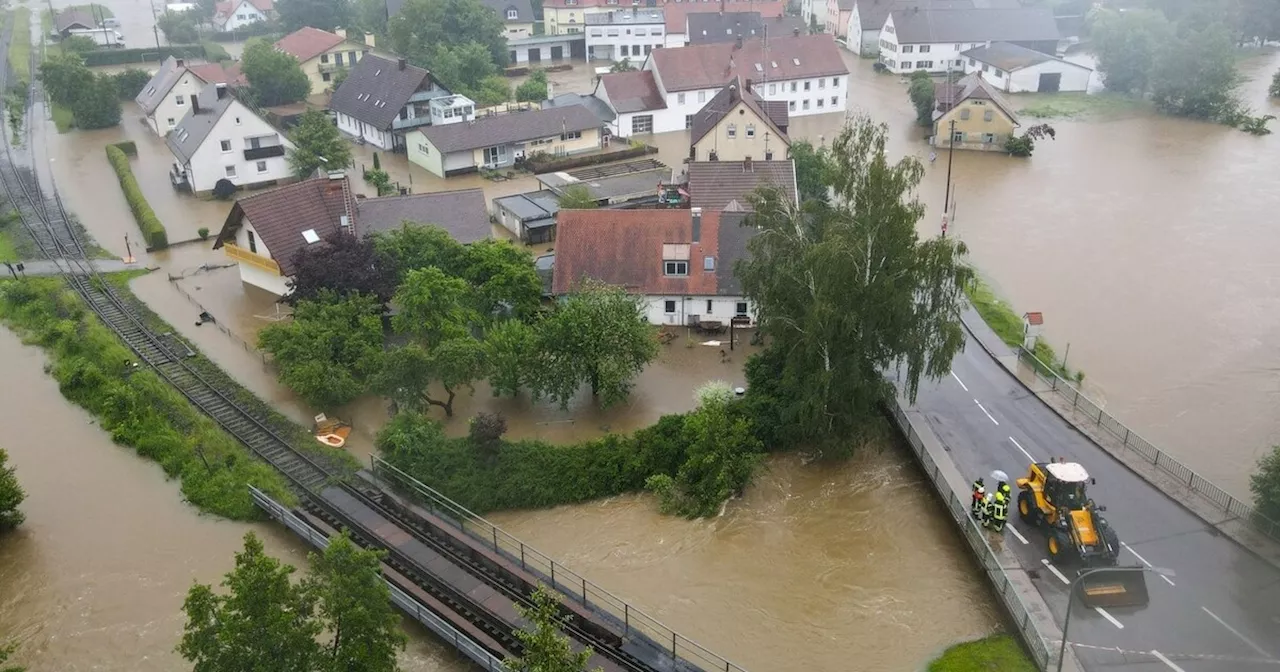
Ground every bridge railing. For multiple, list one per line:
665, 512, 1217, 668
1015, 348, 1280, 544
884, 401, 1055, 670
370, 457, 748, 672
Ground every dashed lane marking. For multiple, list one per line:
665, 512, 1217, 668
950, 371, 969, 391
1009, 435, 1037, 462
1058, 641, 1280, 666
1007, 524, 1029, 545
1041, 559, 1070, 584
1121, 541, 1176, 586
1096, 607, 1124, 629
1202, 606, 1273, 658
1151, 650, 1188, 671
975, 399, 999, 425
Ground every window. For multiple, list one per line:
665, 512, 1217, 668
256, 160, 268, 173
664, 261, 688, 276
788, 100, 796, 112
620, 45, 629, 57
817, 98, 824, 108
727, 123, 736, 138
419, 143, 429, 155
917, 60, 933, 69
995, 69, 1005, 77
819, 78, 825, 89
902, 45, 914, 53
560, 130, 582, 141
952, 130, 964, 144
803, 99, 810, 110
507, 7, 518, 18
789, 82, 797, 92
167, 117, 176, 127
685, 114, 694, 129
902, 61, 913, 70
234, 116, 241, 125
832, 77, 839, 87
322, 72, 331, 82
803, 80, 811, 91
960, 108, 971, 120
919, 44, 930, 53
664, 300, 677, 313
706, 299, 713, 313
768, 83, 776, 95
745, 124, 755, 137
175, 95, 185, 106
320, 54, 329, 63
698, 90, 706, 103
225, 165, 236, 177
954, 43, 961, 50
968, 58, 976, 67
631, 115, 653, 134
982, 65, 990, 73
635, 28, 646, 36
983, 110, 994, 122
644, 45, 652, 55
735, 302, 748, 316
830, 96, 838, 106
704, 256, 715, 271
677, 92, 686, 104
220, 139, 231, 152
247, 230, 257, 253
982, 133, 995, 144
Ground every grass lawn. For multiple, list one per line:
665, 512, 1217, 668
0, 230, 18, 261
50, 101, 74, 133
1013, 92, 1151, 120
7, 8, 31, 84
928, 634, 1038, 672
965, 277, 1084, 383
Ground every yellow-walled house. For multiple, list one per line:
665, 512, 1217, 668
542, 0, 613, 35
689, 77, 791, 163
933, 72, 1020, 151
274, 26, 384, 92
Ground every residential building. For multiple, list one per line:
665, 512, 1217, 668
594, 34, 848, 136
551, 208, 758, 326
386, 0, 536, 38
274, 27, 381, 92
932, 71, 1019, 151
211, 174, 489, 296
408, 104, 602, 177
329, 54, 452, 150
825, 0, 854, 39
846, 0, 1020, 56
961, 41, 1092, 92
685, 158, 797, 211
542, 0, 612, 36
585, 9, 665, 63
135, 57, 236, 136
686, 12, 807, 46
53, 8, 96, 37
689, 76, 789, 163
665, 1, 788, 48
878, 7, 1060, 74
166, 83, 295, 196
542, 92, 617, 127
508, 33, 585, 63
494, 191, 561, 244
213, 0, 274, 32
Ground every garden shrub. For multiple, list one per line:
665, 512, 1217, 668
109, 140, 137, 156
105, 145, 168, 249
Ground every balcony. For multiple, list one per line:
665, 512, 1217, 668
224, 242, 281, 275
408, 88, 450, 104
318, 61, 347, 73
391, 115, 432, 131
244, 145, 286, 161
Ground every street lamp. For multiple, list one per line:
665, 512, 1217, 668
1056, 565, 1175, 672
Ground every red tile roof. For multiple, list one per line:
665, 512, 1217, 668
686, 159, 796, 211
650, 34, 848, 92
662, 0, 786, 33
213, 175, 357, 276
597, 70, 666, 113
552, 209, 722, 296
275, 26, 348, 63
187, 62, 235, 85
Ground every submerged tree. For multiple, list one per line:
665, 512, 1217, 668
907, 70, 935, 126
1250, 445, 1280, 522
288, 109, 354, 180
0, 448, 25, 532
286, 232, 397, 306
304, 533, 406, 672
505, 586, 601, 672
737, 115, 972, 444
646, 393, 764, 518
258, 292, 386, 409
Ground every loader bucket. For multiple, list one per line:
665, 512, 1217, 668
1077, 568, 1150, 609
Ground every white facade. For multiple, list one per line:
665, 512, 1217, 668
141, 69, 216, 136
847, 3, 878, 54
664, 30, 685, 48
644, 296, 754, 327
230, 219, 292, 296
177, 101, 294, 194
963, 55, 1092, 93
216, 0, 268, 32
335, 111, 396, 150
585, 11, 665, 63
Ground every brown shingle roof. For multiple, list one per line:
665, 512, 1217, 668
212, 175, 357, 276
552, 209, 722, 296
597, 70, 666, 114
686, 160, 796, 211
690, 76, 788, 147
935, 72, 1019, 124
420, 105, 600, 153
275, 27, 348, 63
650, 34, 848, 92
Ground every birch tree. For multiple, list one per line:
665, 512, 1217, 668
737, 115, 972, 442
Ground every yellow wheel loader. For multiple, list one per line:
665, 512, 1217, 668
1016, 461, 1150, 608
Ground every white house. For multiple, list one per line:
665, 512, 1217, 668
408, 102, 602, 177
961, 41, 1092, 92
212, 0, 273, 32
329, 54, 452, 151
551, 208, 758, 327
166, 83, 295, 196
134, 57, 235, 136
585, 9, 665, 63
877, 7, 1060, 74
593, 34, 850, 137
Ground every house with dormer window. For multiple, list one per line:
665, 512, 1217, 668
328, 54, 452, 150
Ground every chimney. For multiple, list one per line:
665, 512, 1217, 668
744, 78, 752, 92
215, 83, 228, 100
691, 207, 703, 242
334, 27, 347, 39
191, 94, 201, 115
364, 31, 376, 47
176, 58, 185, 68
793, 27, 800, 36
734, 34, 743, 49
743, 156, 753, 171
398, 58, 407, 71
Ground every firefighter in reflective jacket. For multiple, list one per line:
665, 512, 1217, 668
971, 478, 986, 522
989, 488, 1009, 532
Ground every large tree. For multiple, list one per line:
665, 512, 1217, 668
304, 533, 405, 672
0, 448, 24, 532
907, 71, 935, 126
289, 109, 354, 179
374, 223, 466, 281
646, 393, 764, 518
70, 74, 122, 129
178, 533, 321, 672
277, 0, 351, 32
736, 116, 972, 442
392, 267, 479, 345
1251, 445, 1280, 522
286, 232, 397, 306
241, 38, 312, 106
258, 292, 386, 409
515, 69, 548, 103
1090, 9, 1173, 94
427, 43, 510, 106
460, 239, 543, 320
1150, 22, 1241, 120
506, 586, 601, 672
528, 280, 658, 409
789, 140, 831, 205
38, 52, 92, 108
388, 0, 507, 70
352, 0, 390, 36
375, 340, 487, 417
485, 318, 537, 397
157, 10, 199, 43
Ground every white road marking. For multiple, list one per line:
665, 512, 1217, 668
975, 399, 999, 425
1009, 436, 1037, 462
1201, 606, 1273, 658
1096, 607, 1125, 629
1007, 524, 1029, 545
1041, 559, 1070, 584
950, 371, 969, 391
1121, 542, 1176, 586
1151, 650, 1187, 671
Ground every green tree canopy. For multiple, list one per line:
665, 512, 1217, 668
646, 394, 764, 517
388, 0, 508, 97
460, 239, 543, 320
515, 69, 548, 103
788, 140, 831, 204
556, 184, 597, 209
392, 266, 479, 344
1090, 9, 1173, 94
374, 223, 467, 281
484, 318, 536, 397
112, 68, 152, 100
60, 35, 100, 55
0, 448, 25, 532
288, 109, 354, 179
38, 52, 92, 107
304, 533, 406, 672
286, 231, 399, 306
258, 292, 386, 409
241, 37, 312, 106
1151, 22, 1241, 120
1251, 445, 1280, 521
737, 116, 972, 444
1272, 69, 1280, 98
0, 640, 24, 672
506, 585, 601, 672
375, 339, 488, 417
70, 74, 122, 129
277, 0, 351, 31
352, 0, 390, 35
907, 71, 935, 126
157, 11, 199, 43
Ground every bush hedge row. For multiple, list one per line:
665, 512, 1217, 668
110, 140, 137, 156
0, 278, 295, 519
105, 145, 168, 249
83, 45, 204, 67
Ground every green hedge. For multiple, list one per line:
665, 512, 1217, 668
110, 140, 137, 156
83, 45, 205, 67
105, 146, 168, 249
928, 634, 1036, 672
0, 278, 295, 519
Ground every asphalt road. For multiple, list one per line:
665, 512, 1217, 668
910, 324, 1280, 671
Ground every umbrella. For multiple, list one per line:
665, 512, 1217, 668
989, 469, 1009, 485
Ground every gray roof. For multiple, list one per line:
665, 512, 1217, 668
889, 7, 1060, 44
356, 189, 491, 242
686, 159, 797, 211
715, 211, 757, 296
962, 41, 1089, 72
135, 56, 183, 115
55, 9, 96, 33
166, 84, 236, 164
481, 0, 535, 23
494, 190, 560, 225
686, 12, 808, 45
536, 167, 669, 203
854, 0, 1022, 33
690, 76, 788, 148
421, 105, 601, 154
543, 92, 615, 122
329, 54, 439, 130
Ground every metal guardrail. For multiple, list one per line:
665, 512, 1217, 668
884, 400, 1055, 670
1016, 348, 1280, 544
369, 457, 748, 672
248, 486, 511, 672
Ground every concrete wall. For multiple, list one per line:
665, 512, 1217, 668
934, 98, 1017, 150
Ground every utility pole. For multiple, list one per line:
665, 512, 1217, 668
150, 0, 162, 49
942, 118, 956, 237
